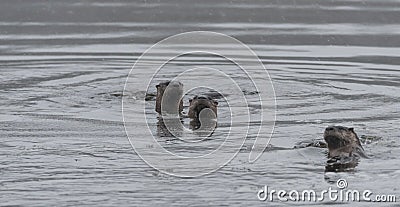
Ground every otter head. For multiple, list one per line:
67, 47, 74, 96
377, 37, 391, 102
188, 96, 218, 119
324, 126, 363, 158
155, 81, 184, 115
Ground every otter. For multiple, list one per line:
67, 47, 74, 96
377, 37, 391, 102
324, 126, 365, 158
155, 81, 183, 115
188, 96, 218, 119
323, 126, 366, 172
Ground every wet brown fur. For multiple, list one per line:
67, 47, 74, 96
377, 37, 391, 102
324, 126, 364, 158
155, 81, 183, 115
188, 96, 218, 119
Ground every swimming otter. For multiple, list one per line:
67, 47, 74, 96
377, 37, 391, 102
188, 96, 218, 119
324, 126, 365, 158
155, 81, 184, 115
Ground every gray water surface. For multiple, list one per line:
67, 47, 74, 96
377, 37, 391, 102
1, 0, 399, 206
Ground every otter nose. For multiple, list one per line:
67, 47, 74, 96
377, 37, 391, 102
326, 127, 335, 131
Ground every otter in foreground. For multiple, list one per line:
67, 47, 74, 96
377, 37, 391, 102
188, 96, 218, 119
155, 81, 183, 115
324, 126, 366, 172
324, 126, 365, 158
